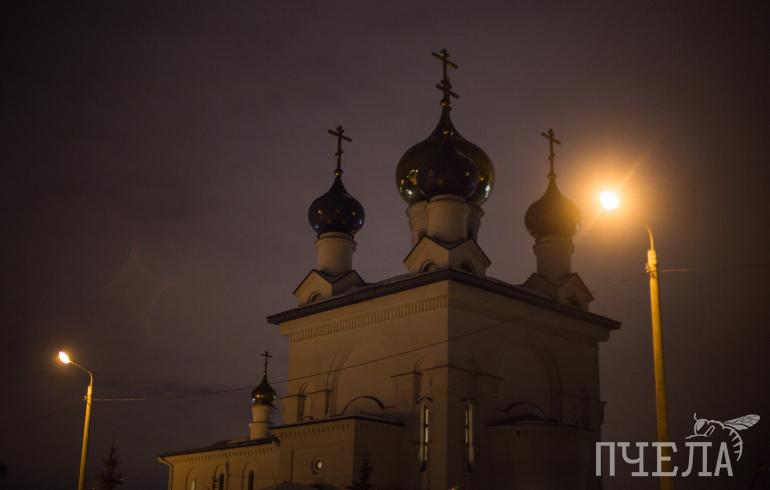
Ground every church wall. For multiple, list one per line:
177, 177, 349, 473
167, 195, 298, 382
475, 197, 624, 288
271, 278, 613, 489
162, 443, 279, 490
443, 282, 608, 489
278, 281, 456, 425
272, 417, 402, 488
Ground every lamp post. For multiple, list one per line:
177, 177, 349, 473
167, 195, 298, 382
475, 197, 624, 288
599, 192, 673, 490
58, 351, 94, 490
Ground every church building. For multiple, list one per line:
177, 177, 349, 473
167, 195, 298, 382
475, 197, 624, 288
158, 49, 620, 490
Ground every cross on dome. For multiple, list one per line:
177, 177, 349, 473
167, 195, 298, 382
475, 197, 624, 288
328, 125, 352, 175
260, 350, 272, 374
541, 128, 561, 177
431, 48, 459, 108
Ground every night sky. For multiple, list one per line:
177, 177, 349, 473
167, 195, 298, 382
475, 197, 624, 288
2, 2, 769, 489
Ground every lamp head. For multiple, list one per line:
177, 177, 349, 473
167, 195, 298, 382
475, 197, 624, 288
599, 191, 620, 211
58, 351, 71, 365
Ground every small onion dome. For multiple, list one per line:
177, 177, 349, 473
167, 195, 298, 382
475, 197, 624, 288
524, 175, 581, 239
307, 171, 365, 236
251, 374, 277, 406
417, 138, 479, 200
396, 107, 495, 205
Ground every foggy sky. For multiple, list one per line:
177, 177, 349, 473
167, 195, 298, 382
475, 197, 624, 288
1, 1, 769, 489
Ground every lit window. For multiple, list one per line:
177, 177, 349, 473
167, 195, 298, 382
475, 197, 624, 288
419, 404, 430, 471
312, 458, 323, 473
190, 478, 196, 490
465, 401, 475, 471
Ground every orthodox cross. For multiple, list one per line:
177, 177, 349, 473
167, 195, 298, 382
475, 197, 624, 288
541, 128, 561, 176
431, 48, 459, 107
260, 350, 272, 374
328, 125, 352, 175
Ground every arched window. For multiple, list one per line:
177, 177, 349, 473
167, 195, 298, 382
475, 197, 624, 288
247, 470, 254, 490
187, 470, 198, 490
419, 404, 430, 471
464, 401, 475, 471
217, 473, 225, 490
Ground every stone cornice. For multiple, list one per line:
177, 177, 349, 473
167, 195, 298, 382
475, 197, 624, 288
274, 416, 402, 439
267, 268, 621, 330
280, 287, 603, 346
160, 441, 278, 463
286, 294, 447, 343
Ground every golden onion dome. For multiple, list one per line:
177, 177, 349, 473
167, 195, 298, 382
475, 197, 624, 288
524, 174, 581, 239
417, 138, 479, 200
396, 107, 495, 205
251, 373, 277, 406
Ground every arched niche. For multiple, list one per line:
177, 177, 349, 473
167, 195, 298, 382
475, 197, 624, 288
329, 339, 392, 416
493, 335, 561, 418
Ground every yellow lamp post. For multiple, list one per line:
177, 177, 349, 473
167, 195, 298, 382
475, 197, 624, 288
58, 351, 94, 490
599, 192, 673, 490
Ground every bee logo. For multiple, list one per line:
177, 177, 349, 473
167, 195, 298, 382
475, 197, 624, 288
686, 413, 760, 461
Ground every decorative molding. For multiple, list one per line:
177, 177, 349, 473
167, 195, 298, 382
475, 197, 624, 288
286, 284, 604, 346
288, 295, 448, 343
274, 419, 401, 439
275, 421, 354, 439
164, 444, 278, 464
448, 295, 600, 347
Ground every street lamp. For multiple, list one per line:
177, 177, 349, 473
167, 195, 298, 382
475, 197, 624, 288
58, 351, 94, 490
599, 192, 673, 490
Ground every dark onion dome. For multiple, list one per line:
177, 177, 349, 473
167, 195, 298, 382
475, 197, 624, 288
524, 175, 581, 239
417, 138, 479, 200
251, 374, 277, 406
307, 170, 365, 236
396, 107, 495, 205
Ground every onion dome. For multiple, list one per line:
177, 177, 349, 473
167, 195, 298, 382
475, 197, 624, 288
307, 169, 365, 236
524, 176, 581, 239
308, 126, 364, 236
252, 350, 277, 406
251, 374, 277, 406
526, 129, 581, 239
396, 107, 495, 205
417, 136, 479, 200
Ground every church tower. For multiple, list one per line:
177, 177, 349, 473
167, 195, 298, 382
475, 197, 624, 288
294, 126, 366, 305
249, 351, 277, 440
397, 49, 493, 276
159, 50, 619, 490
523, 129, 594, 310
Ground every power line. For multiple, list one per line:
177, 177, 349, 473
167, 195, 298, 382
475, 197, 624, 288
92, 284, 613, 402
89, 261, 770, 403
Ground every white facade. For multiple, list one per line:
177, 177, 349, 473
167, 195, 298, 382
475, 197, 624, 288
160, 267, 618, 490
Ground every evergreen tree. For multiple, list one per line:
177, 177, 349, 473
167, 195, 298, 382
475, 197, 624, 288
96, 440, 124, 490
346, 451, 374, 490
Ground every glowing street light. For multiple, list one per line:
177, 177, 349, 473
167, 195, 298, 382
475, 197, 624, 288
58, 351, 94, 490
599, 191, 620, 211
599, 192, 673, 490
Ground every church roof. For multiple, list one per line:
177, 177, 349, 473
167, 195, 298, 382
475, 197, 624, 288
158, 415, 401, 459
158, 435, 277, 458
272, 413, 404, 430
267, 267, 620, 329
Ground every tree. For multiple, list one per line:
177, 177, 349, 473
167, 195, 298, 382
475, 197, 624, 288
96, 440, 124, 490
346, 451, 374, 490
